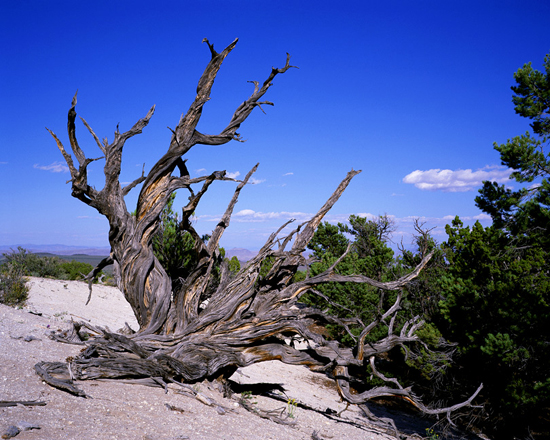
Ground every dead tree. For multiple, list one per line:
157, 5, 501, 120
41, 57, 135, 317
41, 38, 482, 429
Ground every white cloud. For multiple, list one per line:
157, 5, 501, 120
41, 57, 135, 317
33, 161, 69, 173
195, 168, 207, 174
233, 209, 311, 223
403, 166, 512, 192
473, 213, 492, 221
193, 214, 221, 222
353, 212, 379, 220
77, 215, 103, 220
249, 178, 265, 184
226, 171, 241, 179
0, 161, 7, 165
283, 172, 293, 176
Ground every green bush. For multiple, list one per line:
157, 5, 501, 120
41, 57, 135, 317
1, 247, 96, 281
58, 260, 94, 280
0, 264, 29, 306
2, 247, 64, 278
227, 256, 241, 274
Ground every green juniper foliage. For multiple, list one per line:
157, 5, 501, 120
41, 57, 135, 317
152, 194, 199, 285
438, 52, 550, 439
151, 193, 238, 293
302, 215, 397, 346
301, 215, 449, 390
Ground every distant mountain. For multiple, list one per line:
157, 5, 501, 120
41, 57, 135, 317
225, 248, 258, 262
0, 244, 110, 256
0, 244, 261, 262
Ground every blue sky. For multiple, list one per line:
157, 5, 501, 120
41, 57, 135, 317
1, 1, 549, 251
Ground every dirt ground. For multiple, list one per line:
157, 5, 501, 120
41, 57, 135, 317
0, 278, 481, 440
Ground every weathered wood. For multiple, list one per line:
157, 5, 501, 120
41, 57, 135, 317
0, 400, 46, 408
40, 38, 482, 430
34, 362, 87, 397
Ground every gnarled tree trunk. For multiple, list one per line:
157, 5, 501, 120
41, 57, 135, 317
42, 38, 482, 430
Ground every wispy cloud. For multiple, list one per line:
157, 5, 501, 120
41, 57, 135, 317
249, 178, 265, 184
353, 212, 381, 220
226, 171, 241, 179
193, 214, 222, 223
0, 161, 7, 165
233, 209, 311, 223
403, 166, 512, 192
442, 213, 491, 222
192, 211, 494, 251
77, 215, 104, 220
33, 161, 69, 173
283, 172, 293, 176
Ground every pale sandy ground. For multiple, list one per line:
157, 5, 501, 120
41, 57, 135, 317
0, 277, 470, 440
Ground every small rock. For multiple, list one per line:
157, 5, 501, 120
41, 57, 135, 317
23, 335, 41, 342
17, 422, 40, 431
2, 426, 19, 439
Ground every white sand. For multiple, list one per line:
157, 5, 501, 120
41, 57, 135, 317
25, 276, 139, 331
0, 276, 427, 439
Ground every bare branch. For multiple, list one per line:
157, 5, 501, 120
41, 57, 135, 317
169, 38, 239, 155
108, 105, 155, 155
67, 91, 87, 166
84, 256, 114, 305
46, 123, 99, 206
207, 163, 259, 255
80, 116, 105, 154
191, 53, 297, 147
122, 164, 146, 197
202, 38, 219, 58
292, 251, 434, 295
291, 169, 361, 253
46, 128, 77, 177
369, 355, 403, 389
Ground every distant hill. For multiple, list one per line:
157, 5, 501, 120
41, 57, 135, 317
0, 244, 110, 256
0, 244, 262, 266
0, 249, 113, 274
225, 248, 258, 262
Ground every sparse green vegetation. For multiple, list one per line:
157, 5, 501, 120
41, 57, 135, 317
286, 397, 297, 418
1, 246, 96, 280
301, 215, 449, 389
0, 246, 104, 281
0, 247, 110, 307
0, 262, 29, 306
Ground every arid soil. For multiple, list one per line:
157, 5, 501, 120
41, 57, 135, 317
0, 277, 470, 440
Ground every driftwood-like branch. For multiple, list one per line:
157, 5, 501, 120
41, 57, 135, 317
0, 400, 46, 408
84, 255, 114, 305
34, 361, 88, 397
